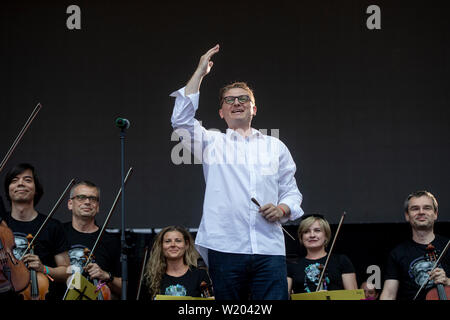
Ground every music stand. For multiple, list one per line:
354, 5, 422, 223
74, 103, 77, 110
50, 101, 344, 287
64, 272, 98, 300
291, 289, 365, 300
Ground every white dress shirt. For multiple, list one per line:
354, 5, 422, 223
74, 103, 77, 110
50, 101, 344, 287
170, 87, 303, 265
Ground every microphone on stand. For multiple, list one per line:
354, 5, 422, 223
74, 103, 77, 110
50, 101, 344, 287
115, 116, 130, 299
115, 117, 131, 130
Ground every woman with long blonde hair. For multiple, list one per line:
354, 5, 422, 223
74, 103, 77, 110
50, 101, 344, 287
144, 226, 212, 298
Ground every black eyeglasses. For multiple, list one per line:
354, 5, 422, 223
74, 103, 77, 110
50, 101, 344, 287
71, 194, 99, 203
222, 95, 252, 105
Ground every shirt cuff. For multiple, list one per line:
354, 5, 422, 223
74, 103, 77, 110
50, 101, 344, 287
278, 200, 304, 224
170, 86, 200, 111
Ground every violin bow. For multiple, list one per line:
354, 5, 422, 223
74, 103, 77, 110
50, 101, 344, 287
0, 103, 42, 174
19, 178, 76, 260
316, 211, 346, 292
136, 246, 149, 300
83, 167, 133, 268
413, 239, 450, 300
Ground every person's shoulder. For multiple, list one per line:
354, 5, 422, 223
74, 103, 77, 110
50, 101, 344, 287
103, 229, 120, 243
190, 266, 205, 274
62, 221, 72, 230
434, 234, 449, 242
334, 252, 351, 261
262, 132, 283, 144
187, 266, 208, 279
287, 255, 303, 264
390, 239, 414, 252
433, 234, 449, 251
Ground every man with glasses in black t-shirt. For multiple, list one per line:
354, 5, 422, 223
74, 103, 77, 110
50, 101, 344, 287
64, 180, 121, 299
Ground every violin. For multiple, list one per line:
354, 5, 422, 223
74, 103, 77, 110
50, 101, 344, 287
0, 218, 30, 293
425, 243, 450, 300
82, 248, 111, 300
20, 234, 49, 300
200, 281, 213, 298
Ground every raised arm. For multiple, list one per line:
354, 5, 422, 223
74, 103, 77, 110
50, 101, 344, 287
185, 44, 220, 95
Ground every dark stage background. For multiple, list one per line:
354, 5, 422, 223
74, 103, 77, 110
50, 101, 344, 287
1, 0, 449, 231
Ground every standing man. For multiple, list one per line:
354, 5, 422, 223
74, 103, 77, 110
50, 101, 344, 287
2, 163, 70, 300
170, 45, 304, 300
64, 180, 122, 299
380, 190, 449, 300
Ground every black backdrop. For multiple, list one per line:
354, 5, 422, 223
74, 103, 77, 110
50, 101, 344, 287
1, 0, 449, 229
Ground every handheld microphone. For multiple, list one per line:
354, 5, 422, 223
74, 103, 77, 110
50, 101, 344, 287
115, 117, 130, 129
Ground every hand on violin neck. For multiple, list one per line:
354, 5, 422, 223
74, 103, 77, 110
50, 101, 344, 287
22, 253, 45, 273
428, 268, 449, 286
85, 262, 109, 281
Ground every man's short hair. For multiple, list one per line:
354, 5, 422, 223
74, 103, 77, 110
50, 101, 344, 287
69, 180, 100, 199
219, 82, 255, 106
4, 163, 44, 205
404, 190, 438, 213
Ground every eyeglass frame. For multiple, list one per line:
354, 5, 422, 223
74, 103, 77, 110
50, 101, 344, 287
70, 194, 100, 203
221, 95, 253, 105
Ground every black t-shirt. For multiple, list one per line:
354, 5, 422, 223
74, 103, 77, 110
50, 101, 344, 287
384, 234, 450, 300
159, 267, 212, 298
287, 253, 355, 293
63, 222, 121, 278
4, 213, 70, 300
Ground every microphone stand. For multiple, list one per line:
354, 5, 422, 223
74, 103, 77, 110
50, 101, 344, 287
119, 125, 128, 300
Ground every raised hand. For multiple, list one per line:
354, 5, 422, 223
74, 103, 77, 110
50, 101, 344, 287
196, 44, 220, 77
185, 44, 220, 95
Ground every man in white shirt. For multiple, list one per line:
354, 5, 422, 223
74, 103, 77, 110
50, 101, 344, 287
170, 44, 304, 300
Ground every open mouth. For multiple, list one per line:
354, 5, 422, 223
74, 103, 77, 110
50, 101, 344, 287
231, 109, 244, 114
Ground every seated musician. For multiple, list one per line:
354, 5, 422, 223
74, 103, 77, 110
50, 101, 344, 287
287, 214, 357, 295
64, 180, 122, 299
1, 163, 70, 300
380, 191, 449, 300
143, 226, 213, 299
